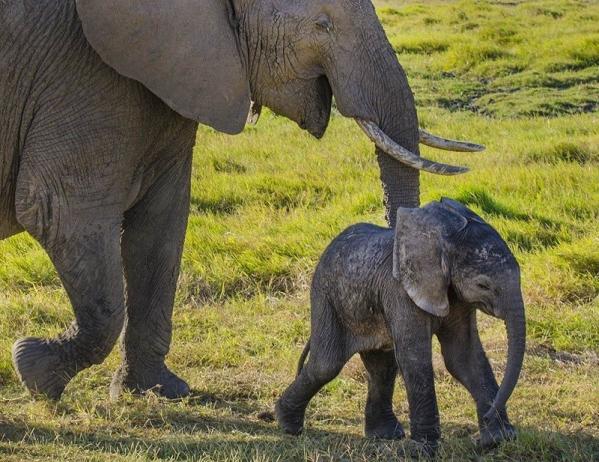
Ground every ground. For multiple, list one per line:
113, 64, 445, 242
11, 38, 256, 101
0, 0, 598, 460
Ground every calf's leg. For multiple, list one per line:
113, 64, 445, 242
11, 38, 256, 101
276, 297, 349, 435
360, 349, 404, 439
386, 302, 440, 456
437, 306, 516, 449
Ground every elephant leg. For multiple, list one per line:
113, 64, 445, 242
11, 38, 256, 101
275, 348, 348, 436
12, 215, 125, 400
360, 350, 404, 439
276, 298, 349, 435
110, 153, 192, 400
437, 306, 516, 449
387, 306, 440, 455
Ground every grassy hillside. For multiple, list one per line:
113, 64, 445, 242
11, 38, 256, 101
0, 0, 598, 460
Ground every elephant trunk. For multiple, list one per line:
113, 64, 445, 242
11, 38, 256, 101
320, 16, 424, 225
331, 41, 472, 226
354, 61, 477, 226
484, 300, 526, 422
375, 60, 421, 226
326, 13, 483, 226
376, 128, 421, 227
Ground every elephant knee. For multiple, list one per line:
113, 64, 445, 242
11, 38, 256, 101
439, 349, 464, 377
442, 358, 458, 378
68, 309, 125, 365
80, 333, 121, 366
15, 175, 61, 249
306, 359, 344, 384
84, 343, 116, 366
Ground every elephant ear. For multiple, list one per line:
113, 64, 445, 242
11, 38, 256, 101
440, 197, 486, 224
76, 0, 251, 134
393, 207, 450, 317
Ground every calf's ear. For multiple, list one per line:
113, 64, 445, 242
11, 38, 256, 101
76, 0, 251, 134
393, 207, 450, 317
440, 197, 486, 224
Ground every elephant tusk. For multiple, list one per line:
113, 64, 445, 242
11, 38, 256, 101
419, 129, 485, 152
355, 119, 469, 176
247, 101, 262, 125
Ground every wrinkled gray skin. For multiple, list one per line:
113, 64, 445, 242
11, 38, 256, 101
276, 199, 526, 455
1, 0, 445, 401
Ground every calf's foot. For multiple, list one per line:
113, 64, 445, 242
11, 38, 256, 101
478, 419, 517, 449
275, 398, 306, 435
403, 439, 439, 459
365, 414, 405, 440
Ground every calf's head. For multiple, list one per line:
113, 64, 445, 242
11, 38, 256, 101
393, 198, 525, 421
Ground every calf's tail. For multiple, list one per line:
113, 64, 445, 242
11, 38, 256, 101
296, 338, 311, 377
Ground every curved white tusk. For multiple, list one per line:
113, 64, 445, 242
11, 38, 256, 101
356, 119, 469, 176
246, 102, 262, 125
419, 129, 485, 152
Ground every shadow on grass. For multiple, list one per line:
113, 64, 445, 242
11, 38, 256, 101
0, 413, 372, 460
451, 188, 570, 252
0, 403, 597, 461
454, 188, 559, 227
190, 194, 244, 215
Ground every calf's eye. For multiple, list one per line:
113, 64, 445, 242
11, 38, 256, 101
476, 282, 491, 291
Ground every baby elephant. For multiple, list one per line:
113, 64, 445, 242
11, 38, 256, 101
276, 198, 525, 453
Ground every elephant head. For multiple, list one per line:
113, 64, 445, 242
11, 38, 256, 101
393, 198, 526, 421
76, 0, 484, 225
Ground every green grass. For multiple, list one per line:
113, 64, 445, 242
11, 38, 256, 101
1, 0, 598, 460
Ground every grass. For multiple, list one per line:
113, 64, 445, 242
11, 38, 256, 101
1, 0, 598, 460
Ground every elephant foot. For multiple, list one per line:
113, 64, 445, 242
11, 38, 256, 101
110, 364, 190, 400
12, 337, 73, 400
275, 398, 306, 436
365, 416, 405, 440
477, 421, 517, 449
402, 438, 439, 460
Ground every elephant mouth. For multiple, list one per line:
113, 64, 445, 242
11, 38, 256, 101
478, 302, 495, 317
251, 75, 333, 140
302, 75, 333, 139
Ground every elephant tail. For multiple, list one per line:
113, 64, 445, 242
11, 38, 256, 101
296, 338, 311, 377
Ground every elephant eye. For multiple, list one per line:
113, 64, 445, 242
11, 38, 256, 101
476, 281, 491, 291
315, 14, 333, 33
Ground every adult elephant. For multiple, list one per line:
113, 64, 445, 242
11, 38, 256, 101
0, 0, 483, 400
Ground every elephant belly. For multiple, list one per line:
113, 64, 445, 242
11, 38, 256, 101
333, 293, 394, 352
344, 309, 394, 353
0, 60, 25, 241
0, 210, 22, 241
0, 129, 23, 240
0, 10, 27, 241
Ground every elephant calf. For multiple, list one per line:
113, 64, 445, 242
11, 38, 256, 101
275, 198, 526, 453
